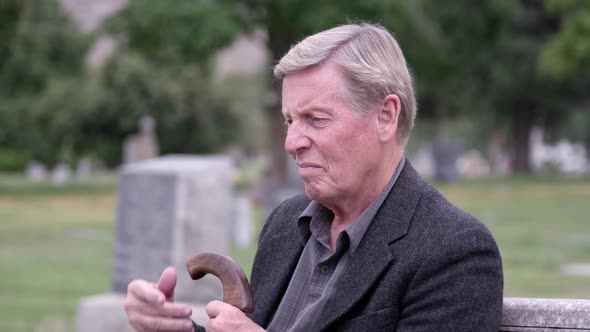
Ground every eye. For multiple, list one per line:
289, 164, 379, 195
307, 116, 326, 127
284, 118, 293, 126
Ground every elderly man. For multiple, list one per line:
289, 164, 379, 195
125, 23, 503, 331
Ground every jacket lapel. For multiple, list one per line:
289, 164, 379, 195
316, 161, 425, 330
250, 218, 305, 327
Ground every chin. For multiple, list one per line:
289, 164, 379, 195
303, 184, 334, 205
303, 185, 321, 201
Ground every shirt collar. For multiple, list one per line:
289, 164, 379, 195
296, 156, 406, 253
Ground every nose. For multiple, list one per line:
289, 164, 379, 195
284, 121, 311, 156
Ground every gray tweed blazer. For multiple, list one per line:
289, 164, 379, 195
246, 161, 503, 331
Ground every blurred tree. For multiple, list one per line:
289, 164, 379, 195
104, 0, 581, 177
0, 0, 23, 68
541, 0, 590, 77
540, 0, 590, 159
212, 72, 270, 152
4, 0, 587, 174
87, 0, 247, 165
105, 0, 242, 67
0, 0, 90, 167
0, 0, 242, 168
98, 54, 239, 163
477, 0, 590, 173
34, 54, 238, 166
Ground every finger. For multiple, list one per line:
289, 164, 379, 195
133, 314, 194, 332
126, 296, 192, 318
157, 267, 177, 301
161, 301, 193, 318
128, 279, 165, 304
205, 300, 226, 319
205, 318, 216, 332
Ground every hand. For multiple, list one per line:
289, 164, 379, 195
205, 301, 264, 332
125, 267, 195, 332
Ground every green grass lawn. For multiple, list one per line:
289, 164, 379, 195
437, 177, 590, 299
0, 177, 116, 332
0, 175, 589, 331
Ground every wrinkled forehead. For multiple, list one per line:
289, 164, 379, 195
281, 63, 351, 115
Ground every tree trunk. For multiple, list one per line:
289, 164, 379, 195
264, 31, 292, 187
264, 76, 288, 186
511, 106, 534, 174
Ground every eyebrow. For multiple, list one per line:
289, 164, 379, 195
284, 104, 334, 117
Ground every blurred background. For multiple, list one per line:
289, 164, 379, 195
1, 0, 589, 331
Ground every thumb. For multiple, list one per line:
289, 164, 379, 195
156, 266, 177, 301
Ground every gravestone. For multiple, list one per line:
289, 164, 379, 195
432, 140, 463, 183
456, 149, 491, 178
76, 158, 93, 180
410, 144, 435, 179
112, 155, 234, 302
233, 194, 253, 247
25, 161, 48, 182
560, 263, 590, 277
75, 155, 233, 332
123, 115, 159, 164
51, 162, 72, 185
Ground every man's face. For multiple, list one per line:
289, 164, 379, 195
282, 62, 383, 206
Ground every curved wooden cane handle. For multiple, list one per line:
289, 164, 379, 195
186, 252, 253, 313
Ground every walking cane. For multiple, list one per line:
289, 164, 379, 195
186, 252, 254, 313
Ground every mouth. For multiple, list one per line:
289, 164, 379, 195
297, 162, 321, 169
296, 162, 322, 178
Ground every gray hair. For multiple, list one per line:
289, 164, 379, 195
274, 23, 416, 145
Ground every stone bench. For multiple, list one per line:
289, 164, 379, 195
501, 297, 590, 331
76, 295, 590, 332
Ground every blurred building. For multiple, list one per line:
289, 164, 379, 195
59, 0, 128, 33
59, 0, 268, 74
59, 0, 127, 69
214, 29, 269, 79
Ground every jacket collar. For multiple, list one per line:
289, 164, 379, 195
316, 160, 425, 330
252, 161, 425, 329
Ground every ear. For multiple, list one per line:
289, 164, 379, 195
375, 94, 401, 143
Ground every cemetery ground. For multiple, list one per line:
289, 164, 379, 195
0, 175, 589, 332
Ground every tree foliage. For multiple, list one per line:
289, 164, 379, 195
1, 0, 589, 174
539, 0, 590, 156
0, 0, 90, 167
450, 0, 590, 173
540, 0, 590, 77
33, 53, 239, 167
105, 0, 243, 65
0, 0, 243, 168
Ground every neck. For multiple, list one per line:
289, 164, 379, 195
327, 148, 403, 228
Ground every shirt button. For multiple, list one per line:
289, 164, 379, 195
320, 266, 330, 274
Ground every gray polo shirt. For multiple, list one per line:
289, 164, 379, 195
267, 157, 406, 331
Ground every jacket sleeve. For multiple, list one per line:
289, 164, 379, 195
396, 224, 504, 331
